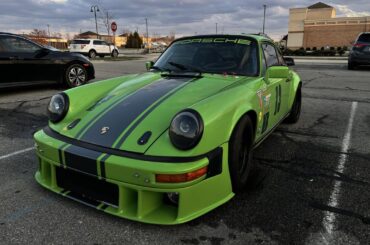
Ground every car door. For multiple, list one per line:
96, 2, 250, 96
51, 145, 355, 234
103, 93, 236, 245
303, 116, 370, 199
101, 41, 111, 54
0, 36, 17, 86
260, 42, 288, 133
3, 36, 58, 83
93, 40, 104, 54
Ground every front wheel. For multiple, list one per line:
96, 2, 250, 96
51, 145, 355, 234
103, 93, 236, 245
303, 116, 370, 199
348, 61, 356, 70
229, 115, 255, 193
65, 64, 87, 88
111, 49, 118, 58
284, 85, 301, 124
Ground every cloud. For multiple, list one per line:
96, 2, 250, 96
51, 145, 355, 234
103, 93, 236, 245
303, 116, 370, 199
0, 1, 369, 40
332, 4, 370, 17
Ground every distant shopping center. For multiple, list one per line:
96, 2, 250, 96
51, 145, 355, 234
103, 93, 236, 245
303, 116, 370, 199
287, 2, 370, 50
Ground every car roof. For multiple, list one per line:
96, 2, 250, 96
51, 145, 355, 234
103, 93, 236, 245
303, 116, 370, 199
174, 33, 273, 43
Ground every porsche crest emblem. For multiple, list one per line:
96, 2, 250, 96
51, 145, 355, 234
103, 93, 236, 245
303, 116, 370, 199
100, 126, 110, 135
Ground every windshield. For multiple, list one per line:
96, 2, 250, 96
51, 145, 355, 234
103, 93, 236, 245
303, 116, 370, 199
154, 37, 258, 76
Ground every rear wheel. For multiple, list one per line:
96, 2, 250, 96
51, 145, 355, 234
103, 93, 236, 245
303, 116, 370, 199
285, 85, 301, 124
229, 115, 255, 193
65, 64, 87, 88
112, 49, 118, 58
88, 50, 96, 58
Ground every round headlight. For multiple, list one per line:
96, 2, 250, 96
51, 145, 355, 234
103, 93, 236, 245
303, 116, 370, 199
169, 110, 203, 150
47, 93, 69, 123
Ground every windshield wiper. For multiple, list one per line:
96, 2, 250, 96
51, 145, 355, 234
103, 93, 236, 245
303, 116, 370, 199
151, 66, 172, 72
168, 61, 202, 73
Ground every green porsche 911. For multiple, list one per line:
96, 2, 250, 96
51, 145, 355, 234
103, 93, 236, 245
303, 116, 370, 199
34, 34, 301, 224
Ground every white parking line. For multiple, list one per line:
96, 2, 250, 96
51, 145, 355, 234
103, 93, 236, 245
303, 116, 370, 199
0, 147, 34, 161
322, 101, 358, 236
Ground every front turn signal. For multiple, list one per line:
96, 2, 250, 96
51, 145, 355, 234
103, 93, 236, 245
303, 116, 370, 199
155, 166, 208, 183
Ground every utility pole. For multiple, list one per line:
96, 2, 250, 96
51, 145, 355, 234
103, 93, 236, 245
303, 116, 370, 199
106, 12, 110, 36
47, 24, 50, 45
91, 5, 100, 38
262, 4, 267, 34
216, 23, 218, 34
145, 18, 149, 52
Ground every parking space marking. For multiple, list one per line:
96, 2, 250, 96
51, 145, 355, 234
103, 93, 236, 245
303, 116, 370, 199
0, 147, 34, 161
322, 101, 358, 236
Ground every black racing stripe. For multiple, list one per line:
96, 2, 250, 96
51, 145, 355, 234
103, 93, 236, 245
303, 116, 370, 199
278, 84, 281, 112
274, 86, 278, 115
114, 81, 190, 148
64, 145, 101, 176
100, 154, 110, 179
58, 143, 68, 167
78, 78, 190, 148
66, 192, 101, 208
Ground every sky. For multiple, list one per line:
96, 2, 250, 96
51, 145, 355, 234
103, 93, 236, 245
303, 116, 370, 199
0, 0, 370, 40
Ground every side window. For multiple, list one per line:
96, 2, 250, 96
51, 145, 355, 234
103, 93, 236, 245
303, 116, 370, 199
276, 47, 285, 65
261, 48, 267, 75
262, 43, 279, 67
0, 37, 40, 53
93, 40, 103, 45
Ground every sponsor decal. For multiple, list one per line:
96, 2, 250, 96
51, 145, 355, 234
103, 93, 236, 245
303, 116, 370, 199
176, 38, 251, 45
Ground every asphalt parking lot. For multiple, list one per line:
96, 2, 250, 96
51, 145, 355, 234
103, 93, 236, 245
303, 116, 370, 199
0, 57, 369, 244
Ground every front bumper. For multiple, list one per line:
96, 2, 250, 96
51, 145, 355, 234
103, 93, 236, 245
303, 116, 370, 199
34, 129, 234, 224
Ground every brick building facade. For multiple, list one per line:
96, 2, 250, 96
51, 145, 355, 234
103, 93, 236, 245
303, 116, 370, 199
287, 2, 370, 50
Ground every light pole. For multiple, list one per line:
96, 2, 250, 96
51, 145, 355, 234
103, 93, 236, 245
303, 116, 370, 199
145, 18, 149, 52
47, 24, 50, 45
216, 23, 218, 34
262, 4, 267, 34
91, 5, 100, 38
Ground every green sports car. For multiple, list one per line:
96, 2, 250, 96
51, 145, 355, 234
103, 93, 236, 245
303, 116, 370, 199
34, 34, 301, 224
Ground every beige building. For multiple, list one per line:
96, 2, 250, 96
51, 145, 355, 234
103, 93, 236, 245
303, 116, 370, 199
288, 2, 370, 50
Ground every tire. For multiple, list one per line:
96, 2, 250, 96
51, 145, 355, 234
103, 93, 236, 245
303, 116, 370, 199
88, 50, 96, 58
64, 64, 88, 88
284, 85, 302, 124
112, 49, 118, 58
229, 115, 255, 193
348, 61, 355, 70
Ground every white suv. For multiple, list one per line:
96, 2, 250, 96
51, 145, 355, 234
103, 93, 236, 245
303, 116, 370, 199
69, 39, 119, 58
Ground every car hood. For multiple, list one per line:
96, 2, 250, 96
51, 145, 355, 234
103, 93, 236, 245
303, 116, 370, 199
56, 72, 248, 153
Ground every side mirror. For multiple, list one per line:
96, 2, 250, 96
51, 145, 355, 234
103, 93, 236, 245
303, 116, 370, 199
283, 57, 295, 66
34, 48, 50, 58
265, 66, 289, 82
146, 61, 154, 71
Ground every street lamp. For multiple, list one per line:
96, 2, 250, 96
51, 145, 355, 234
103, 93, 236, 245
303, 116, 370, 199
262, 4, 267, 34
91, 5, 100, 38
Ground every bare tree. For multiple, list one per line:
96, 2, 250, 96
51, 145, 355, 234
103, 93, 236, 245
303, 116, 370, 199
99, 8, 114, 36
29, 29, 47, 37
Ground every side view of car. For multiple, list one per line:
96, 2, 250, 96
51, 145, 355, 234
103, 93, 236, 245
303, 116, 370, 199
69, 39, 119, 58
34, 34, 301, 224
0, 32, 95, 89
348, 32, 370, 70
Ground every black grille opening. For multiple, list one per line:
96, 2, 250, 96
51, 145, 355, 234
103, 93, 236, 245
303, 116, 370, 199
56, 167, 119, 206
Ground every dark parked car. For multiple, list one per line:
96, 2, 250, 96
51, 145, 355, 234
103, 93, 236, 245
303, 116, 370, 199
0, 32, 95, 89
348, 32, 370, 70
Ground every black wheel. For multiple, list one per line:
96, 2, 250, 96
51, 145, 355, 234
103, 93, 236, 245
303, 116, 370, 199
112, 49, 118, 58
229, 115, 255, 193
65, 64, 87, 88
285, 85, 302, 124
88, 50, 96, 58
348, 61, 355, 70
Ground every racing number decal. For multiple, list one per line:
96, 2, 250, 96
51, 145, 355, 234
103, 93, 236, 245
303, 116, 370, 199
274, 84, 282, 115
